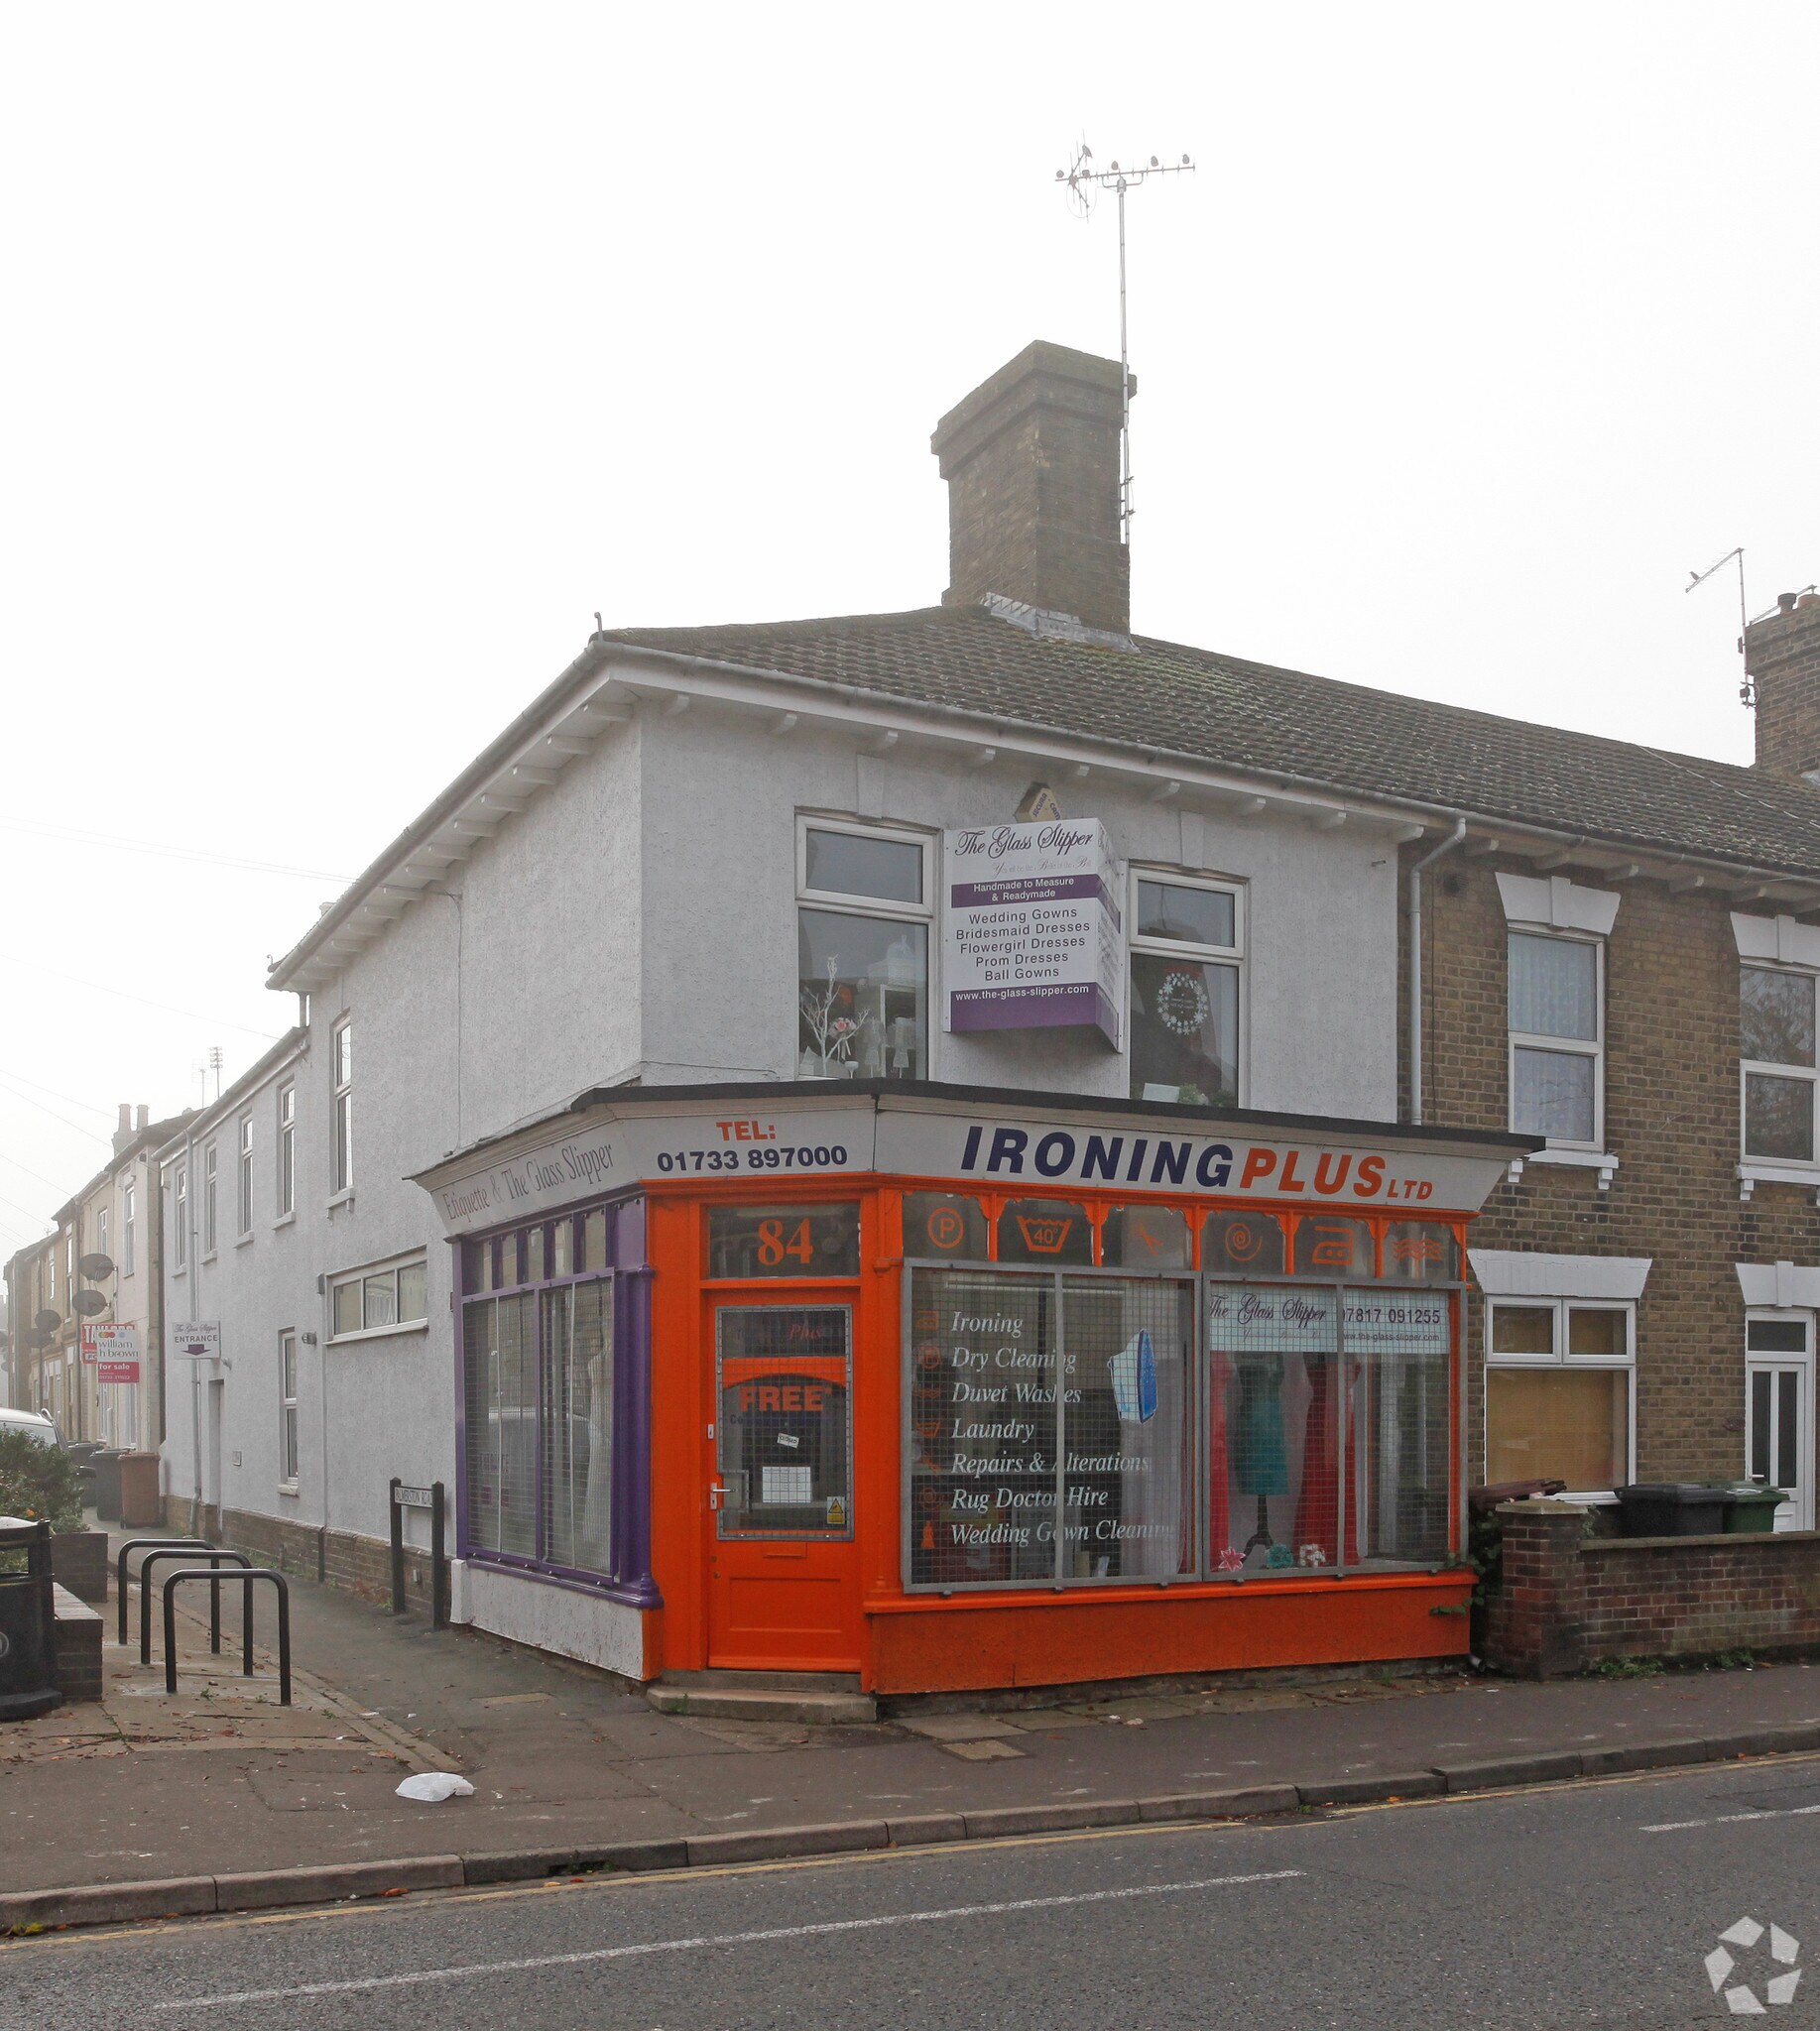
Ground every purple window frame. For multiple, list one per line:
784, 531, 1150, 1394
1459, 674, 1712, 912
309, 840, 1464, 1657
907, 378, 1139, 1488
452, 1191, 658, 1609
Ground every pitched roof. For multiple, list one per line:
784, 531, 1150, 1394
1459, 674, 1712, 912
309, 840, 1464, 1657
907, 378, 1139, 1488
609, 602, 1820, 881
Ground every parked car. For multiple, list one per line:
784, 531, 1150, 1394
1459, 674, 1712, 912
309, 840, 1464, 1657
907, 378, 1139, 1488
0, 1409, 62, 1449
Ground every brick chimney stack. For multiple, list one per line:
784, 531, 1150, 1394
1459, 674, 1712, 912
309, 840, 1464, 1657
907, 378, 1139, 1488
1748, 589, 1820, 779
930, 341, 1134, 635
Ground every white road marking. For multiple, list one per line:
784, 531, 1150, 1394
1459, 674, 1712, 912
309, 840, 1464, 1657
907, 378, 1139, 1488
158, 1869, 1305, 2008
1643, 1802, 1820, 1834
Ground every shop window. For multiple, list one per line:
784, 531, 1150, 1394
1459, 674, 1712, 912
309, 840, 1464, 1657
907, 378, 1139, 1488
1382, 1221, 1459, 1282
903, 1191, 989, 1260
1202, 1210, 1285, 1277
1207, 1283, 1341, 1572
463, 1277, 615, 1578
1742, 964, 1818, 1162
582, 1209, 608, 1273
1484, 1298, 1633, 1492
715, 1304, 852, 1537
1509, 932, 1603, 1147
908, 1267, 1192, 1588
464, 1237, 494, 1294
797, 818, 930, 1080
706, 1203, 861, 1279
1101, 1205, 1192, 1269
329, 1256, 430, 1340
1290, 1215, 1374, 1278
997, 1199, 1094, 1266
1344, 1288, 1453, 1564
552, 1219, 573, 1278
1128, 873, 1243, 1106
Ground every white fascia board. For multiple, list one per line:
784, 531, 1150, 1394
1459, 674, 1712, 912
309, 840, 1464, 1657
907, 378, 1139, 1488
1469, 1249, 1651, 1299
1496, 872, 1621, 936
605, 652, 1443, 836
1731, 911, 1820, 969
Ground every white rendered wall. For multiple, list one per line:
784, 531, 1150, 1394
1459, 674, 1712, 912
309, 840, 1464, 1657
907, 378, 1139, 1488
637, 705, 1400, 1121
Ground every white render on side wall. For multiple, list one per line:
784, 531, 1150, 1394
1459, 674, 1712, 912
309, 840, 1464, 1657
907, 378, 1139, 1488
451, 1560, 647, 1681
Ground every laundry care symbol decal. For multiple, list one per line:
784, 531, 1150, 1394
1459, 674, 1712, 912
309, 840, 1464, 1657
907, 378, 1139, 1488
1706, 1917, 1801, 2012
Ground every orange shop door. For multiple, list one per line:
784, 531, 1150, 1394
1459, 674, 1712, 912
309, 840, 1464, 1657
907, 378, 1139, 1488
706, 1298, 863, 1671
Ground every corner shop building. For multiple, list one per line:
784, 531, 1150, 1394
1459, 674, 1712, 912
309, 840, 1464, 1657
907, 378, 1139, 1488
419, 1082, 1524, 1694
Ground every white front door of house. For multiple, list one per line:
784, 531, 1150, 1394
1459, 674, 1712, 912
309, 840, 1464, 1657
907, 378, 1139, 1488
1746, 1313, 1814, 1531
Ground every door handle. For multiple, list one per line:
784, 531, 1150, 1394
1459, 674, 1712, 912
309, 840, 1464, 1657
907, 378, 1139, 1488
708, 1481, 731, 1510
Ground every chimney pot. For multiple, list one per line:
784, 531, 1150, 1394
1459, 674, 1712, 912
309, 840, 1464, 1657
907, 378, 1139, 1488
135, 1105, 148, 1133
930, 341, 1133, 635
1780, 592, 1799, 616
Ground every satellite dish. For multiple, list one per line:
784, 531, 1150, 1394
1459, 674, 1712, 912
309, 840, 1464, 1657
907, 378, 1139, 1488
78, 1253, 115, 1280
73, 1290, 109, 1317
34, 1309, 61, 1333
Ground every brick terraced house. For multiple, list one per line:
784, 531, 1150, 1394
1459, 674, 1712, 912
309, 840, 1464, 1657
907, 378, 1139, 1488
125, 338, 1820, 1696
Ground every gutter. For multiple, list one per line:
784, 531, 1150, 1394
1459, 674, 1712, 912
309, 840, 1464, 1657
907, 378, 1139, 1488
1408, 818, 1469, 1125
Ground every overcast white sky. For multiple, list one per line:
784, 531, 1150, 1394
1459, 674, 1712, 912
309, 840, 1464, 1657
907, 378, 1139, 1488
2, 2, 1816, 1256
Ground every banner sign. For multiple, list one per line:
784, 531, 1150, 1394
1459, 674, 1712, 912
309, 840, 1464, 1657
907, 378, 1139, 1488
79, 1322, 142, 1384
942, 820, 1122, 1044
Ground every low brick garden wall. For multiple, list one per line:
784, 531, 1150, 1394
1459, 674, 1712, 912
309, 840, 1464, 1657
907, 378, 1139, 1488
1485, 1498, 1820, 1677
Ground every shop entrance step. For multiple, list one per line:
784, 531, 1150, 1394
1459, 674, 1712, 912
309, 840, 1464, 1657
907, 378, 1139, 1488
646, 1670, 877, 1724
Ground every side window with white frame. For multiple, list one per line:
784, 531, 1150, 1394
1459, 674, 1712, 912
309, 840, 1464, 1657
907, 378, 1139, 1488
328, 1254, 429, 1342
1509, 931, 1604, 1148
277, 1080, 296, 1216
122, 1178, 136, 1277
202, 1142, 218, 1255
330, 1018, 353, 1194
1128, 871, 1243, 1106
279, 1330, 300, 1488
1484, 1297, 1633, 1493
96, 1205, 109, 1265
1741, 964, 1818, 1164
173, 1165, 187, 1269
237, 1114, 254, 1237
796, 818, 931, 1080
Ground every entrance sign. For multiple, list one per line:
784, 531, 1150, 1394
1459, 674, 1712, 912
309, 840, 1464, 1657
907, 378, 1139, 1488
942, 820, 1122, 1044
79, 1322, 141, 1384
169, 1320, 220, 1362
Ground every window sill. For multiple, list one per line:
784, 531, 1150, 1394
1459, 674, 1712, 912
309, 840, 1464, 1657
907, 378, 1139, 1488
327, 1190, 355, 1212
1508, 1147, 1618, 1191
272, 1212, 296, 1231
1738, 1161, 1820, 1205
235, 1233, 255, 1250
200, 1251, 218, 1265
277, 1481, 300, 1498
326, 1318, 429, 1348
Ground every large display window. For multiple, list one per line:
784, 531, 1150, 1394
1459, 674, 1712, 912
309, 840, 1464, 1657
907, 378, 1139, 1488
907, 1247, 1457, 1592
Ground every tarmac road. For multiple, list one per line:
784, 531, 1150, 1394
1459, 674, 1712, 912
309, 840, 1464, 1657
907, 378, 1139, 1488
10, 1755, 1820, 2031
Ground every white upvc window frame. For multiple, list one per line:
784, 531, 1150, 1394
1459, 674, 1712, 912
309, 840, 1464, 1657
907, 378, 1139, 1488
172, 1165, 187, 1271
96, 1205, 109, 1265
201, 1142, 218, 1257
276, 1080, 296, 1218
1484, 1295, 1636, 1496
1740, 960, 1820, 1168
278, 1329, 301, 1491
122, 1178, 136, 1278
326, 1251, 431, 1345
330, 1016, 353, 1197
1126, 866, 1246, 1106
237, 1113, 254, 1238
795, 814, 936, 1079
1507, 927, 1606, 1153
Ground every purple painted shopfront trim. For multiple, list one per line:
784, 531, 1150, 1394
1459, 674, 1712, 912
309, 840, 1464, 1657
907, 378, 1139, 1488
447, 1187, 660, 1612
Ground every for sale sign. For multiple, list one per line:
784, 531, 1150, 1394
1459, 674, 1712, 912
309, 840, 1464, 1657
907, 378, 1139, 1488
79, 1322, 142, 1384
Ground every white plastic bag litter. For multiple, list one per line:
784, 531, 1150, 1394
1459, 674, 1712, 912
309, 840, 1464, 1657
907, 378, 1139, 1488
395, 1772, 475, 1803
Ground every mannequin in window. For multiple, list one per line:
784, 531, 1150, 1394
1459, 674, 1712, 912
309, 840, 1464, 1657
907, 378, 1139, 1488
1234, 1349, 1289, 1553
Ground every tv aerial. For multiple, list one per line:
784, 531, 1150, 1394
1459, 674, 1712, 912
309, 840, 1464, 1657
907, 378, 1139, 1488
1054, 143, 1195, 538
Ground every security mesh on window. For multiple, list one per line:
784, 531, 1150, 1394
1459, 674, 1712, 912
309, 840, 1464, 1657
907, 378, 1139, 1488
1060, 1277, 1194, 1580
543, 1277, 613, 1576
463, 1292, 536, 1558
1343, 1289, 1453, 1566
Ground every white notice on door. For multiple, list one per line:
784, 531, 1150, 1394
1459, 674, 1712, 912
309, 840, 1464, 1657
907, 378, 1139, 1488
761, 1465, 812, 1505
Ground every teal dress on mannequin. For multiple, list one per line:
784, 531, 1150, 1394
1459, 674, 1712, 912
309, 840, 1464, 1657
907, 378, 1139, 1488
1235, 1351, 1289, 1552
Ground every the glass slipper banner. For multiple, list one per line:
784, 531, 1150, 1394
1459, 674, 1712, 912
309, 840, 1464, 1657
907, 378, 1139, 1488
943, 820, 1123, 1045
418, 1093, 1516, 1236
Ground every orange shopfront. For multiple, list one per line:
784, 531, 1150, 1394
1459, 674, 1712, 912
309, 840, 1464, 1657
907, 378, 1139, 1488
419, 1083, 1528, 1696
